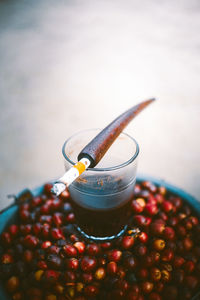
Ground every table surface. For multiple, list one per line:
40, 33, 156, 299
0, 0, 200, 209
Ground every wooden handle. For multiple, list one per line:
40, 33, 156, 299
78, 98, 155, 167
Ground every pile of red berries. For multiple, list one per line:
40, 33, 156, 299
0, 181, 200, 300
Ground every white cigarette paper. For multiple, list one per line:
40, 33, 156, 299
52, 157, 91, 196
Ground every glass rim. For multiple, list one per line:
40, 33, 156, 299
62, 128, 139, 172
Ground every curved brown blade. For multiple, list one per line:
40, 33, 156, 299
78, 98, 155, 167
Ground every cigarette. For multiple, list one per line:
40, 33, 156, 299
51, 157, 91, 196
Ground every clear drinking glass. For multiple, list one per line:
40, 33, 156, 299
62, 129, 139, 241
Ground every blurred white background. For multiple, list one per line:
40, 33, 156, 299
0, 0, 200, 208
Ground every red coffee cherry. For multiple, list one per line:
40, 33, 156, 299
80, 256, 97, 272
142, 181, 157, 193
155, 192, 165, 203
170, 196, 182, 209
47, 254, 62, 270
74, 242, 85, 254
164, 226, 175, 241
184, 261, 195, 274
51, 199, 62, 210
41, 241, 52, 249
107, 249, 122, 262
183, 237, 193, 251
82, 272, 93, 284
135, 244, 147, 256
65, 258, 79, 270
121, 236, 135, 250
64, 270, 76, 283
8, 224, 19, 237
150, 222, 165, 236
1, 232, 12, 246
53, 213, 63, 227
127, 283, 140, 298
189, 216, 199, 226
161, 249, 174, 262
147, 194, 157, 205
66, 213, 75, 223
6, 276, 19, 293
100, 242, 112, 250
86, 243, 100, 256
117, 266, 126, 279
84, 285, 99, 297
141, 281, 154, 294
157, 211, 168, 222
133, 215, 151, 227
48, 245, 60, 255
138, 231, 148, 243
23, 249, 33, 263
137, 268, 149, 280
161, 201, 174, 213
51, 228, 63, 240
70, 234, 79, 243
116, 279, 129, 291
173, 256, 185, 268
19, 210, 30, 222
24, 235, 38, 248
33, 223, 42, 236
63, 244, 77, 257
168, 216, 179, 227
150, 251, 161, 264
107, 261, 118, 275
31, 196, 42, 207
1, 254, 14, 264
131, 199, 144, 214
37, 260, 48, 270
144, 203, 158, 216
142, 255, 154, 268
60, 189, 70, 200
44, 183, 53, 195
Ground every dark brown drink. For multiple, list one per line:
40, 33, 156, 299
70, 196, 133, 238
68, 175, 135, 239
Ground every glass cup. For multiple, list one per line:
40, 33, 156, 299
62, 129, 139, 241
